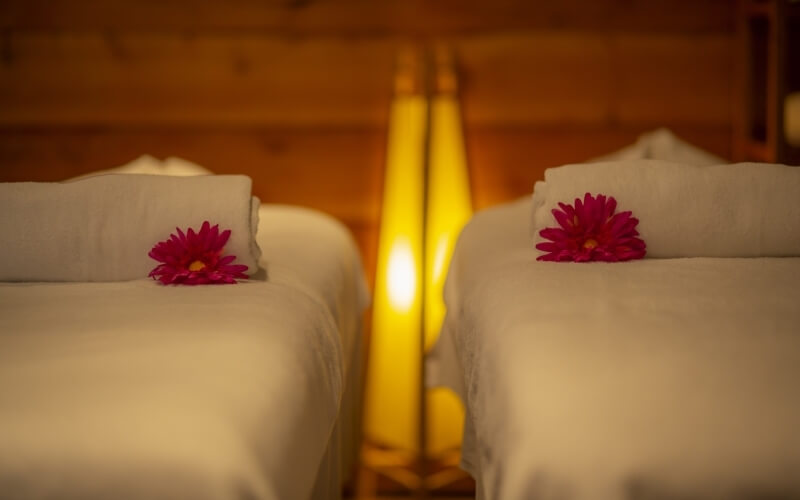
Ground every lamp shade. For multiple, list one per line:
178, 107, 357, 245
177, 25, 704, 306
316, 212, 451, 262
365, 93, 427, 452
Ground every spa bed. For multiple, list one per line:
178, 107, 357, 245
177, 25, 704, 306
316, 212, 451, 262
0, 174, 368, 500
427, 161, 800, 500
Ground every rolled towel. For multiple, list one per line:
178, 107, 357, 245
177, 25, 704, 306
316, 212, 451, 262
531, 160, 800, 258
0, 174, 261, 282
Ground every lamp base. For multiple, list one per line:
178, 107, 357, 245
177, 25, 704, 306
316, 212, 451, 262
349, 439, 475, 499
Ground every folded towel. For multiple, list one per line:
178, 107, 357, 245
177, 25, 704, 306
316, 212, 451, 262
531, 160, 800, 258
0, 174, 261, 282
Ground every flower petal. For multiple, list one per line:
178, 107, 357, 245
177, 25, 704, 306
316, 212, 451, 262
539, 227, 571, 242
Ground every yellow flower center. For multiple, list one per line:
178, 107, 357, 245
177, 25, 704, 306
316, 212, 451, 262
583, 238, 599, 250
188, 260, 206, 272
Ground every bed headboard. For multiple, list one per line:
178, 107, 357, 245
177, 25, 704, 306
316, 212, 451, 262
0, 0, 739, 287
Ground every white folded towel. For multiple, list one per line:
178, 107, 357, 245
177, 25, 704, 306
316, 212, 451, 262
531, 160, 800, 258
0, 174, 261, 282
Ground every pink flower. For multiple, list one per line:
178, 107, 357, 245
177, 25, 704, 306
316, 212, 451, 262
536, 193, 646, 262
148, 221, 249, 285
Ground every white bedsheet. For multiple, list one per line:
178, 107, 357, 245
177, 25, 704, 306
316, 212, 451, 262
428, 198, 800, 500
0, 205, 368, 500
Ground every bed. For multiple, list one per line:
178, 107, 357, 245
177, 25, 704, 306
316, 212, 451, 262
427, 151, 800, 499
0, 166, 369, 500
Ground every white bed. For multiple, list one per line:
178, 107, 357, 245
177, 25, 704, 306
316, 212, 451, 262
428, 195, 800, 500
0, 204, 369, 500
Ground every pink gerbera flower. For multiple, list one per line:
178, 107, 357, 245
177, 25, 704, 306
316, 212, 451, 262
536, 193, 646, 262
148, 221, 249, 285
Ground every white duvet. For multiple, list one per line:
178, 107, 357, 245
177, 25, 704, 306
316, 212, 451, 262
428, 198, 800, 500
0, 205, 368, 500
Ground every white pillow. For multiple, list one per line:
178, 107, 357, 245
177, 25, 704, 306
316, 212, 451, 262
590, 128, 725, 167
162, 156, 215, 176
71, 155, 214, 179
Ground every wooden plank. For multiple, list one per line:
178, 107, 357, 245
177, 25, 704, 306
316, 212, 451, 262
0, 128, 385, 286
0, 32, 734, 128
454, 32, 734, 127
454, 33, 614, 126
0, 33, 396, 127
612, 34, 734, 126
465, 125, 733, 209
0, 0, 735, 34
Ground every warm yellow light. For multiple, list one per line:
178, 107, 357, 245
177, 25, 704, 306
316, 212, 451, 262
364, 93, 427, 452
425, 93, 472, 347
365, 48, 473, 457
425, 92, 472, 456
387, 239, 416, 311
431, 237, 449, 283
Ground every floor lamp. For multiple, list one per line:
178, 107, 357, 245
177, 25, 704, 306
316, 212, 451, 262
362, 46, 429, 495
362, 45, 472, 498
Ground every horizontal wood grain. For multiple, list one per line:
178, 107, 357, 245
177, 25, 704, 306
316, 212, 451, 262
0, 33, 396, 127
454, 34, 613, 126
0, 128, 386, 286
455, 33, 734, 127
611, 34, 734, 125
0, 31, 735, 128
465, 125, 733, 209
0, 0, 735, 35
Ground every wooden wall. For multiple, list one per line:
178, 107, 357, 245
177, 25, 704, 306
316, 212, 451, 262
0, 0, 739, 283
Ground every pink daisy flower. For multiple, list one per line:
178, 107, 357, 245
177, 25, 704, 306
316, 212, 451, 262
148, 221, 249, 285
536, 193, 646, 262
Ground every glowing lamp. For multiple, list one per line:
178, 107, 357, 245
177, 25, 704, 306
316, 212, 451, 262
363, 47, 473, 493
387, 239, 417, 311
364, 49, 427, 452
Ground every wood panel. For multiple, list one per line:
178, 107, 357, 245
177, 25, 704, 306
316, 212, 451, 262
612, 34, 734, 125
466, 125, 733, 209
0, 33, 395, 127
0, 128, 385, 286
454, 33, 734, 127
0, 31, 735, 129
0, 0, 735, 35
454, 34, 613, 126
